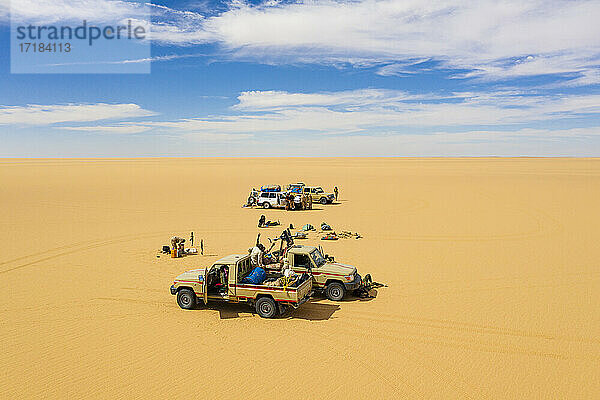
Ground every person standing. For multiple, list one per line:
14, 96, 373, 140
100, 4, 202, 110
334, 186, 339, 201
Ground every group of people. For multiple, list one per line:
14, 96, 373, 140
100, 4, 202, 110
249, 228, 295, 269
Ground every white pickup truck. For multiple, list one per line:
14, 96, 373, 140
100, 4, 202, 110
258, 191, 288, 209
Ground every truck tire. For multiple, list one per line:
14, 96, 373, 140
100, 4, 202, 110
256, 297, 278, 318
319, 197, 327, 205
177, 288, 196, 310
325, 282, 346, 301
262, 202, 271, 209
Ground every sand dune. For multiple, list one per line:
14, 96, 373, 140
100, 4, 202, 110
1, 158, 599, 398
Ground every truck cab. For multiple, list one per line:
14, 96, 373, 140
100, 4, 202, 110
285, 245, 362, 301
170, 254, 313, 318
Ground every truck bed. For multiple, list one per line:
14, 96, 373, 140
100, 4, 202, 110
234, 274, 312, 307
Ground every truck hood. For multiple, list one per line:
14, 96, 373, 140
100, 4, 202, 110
319, 262, 356, 276
174, 268, 206, 282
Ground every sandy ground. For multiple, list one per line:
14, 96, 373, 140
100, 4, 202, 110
1, 158, 599, 399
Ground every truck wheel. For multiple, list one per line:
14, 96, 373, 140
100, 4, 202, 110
325, 282, 345, 301
177, 288, 196, 310
320, 197, 327, 205
262, 202, 271, 209
256, 297, 278, 318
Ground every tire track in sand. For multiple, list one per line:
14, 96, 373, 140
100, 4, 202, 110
0, 231, 171, 275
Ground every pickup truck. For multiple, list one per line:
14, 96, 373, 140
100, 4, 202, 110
257, 191, 287, 209
303, 186, 335, 204
170, 254, 313, 318
258, 191, 312, 211
247, 185, 281, 206
266, 245, 364, 301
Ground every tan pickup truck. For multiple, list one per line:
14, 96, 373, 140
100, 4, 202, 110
302, 186, 335, 205
265, 245, 366, 301
170, 254, 313, 318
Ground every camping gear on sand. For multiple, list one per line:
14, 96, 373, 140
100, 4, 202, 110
171, 248, 177, 258
162, 246, 170, 254
321, 222, 332, 231
242, 267, 266, 284
338, 231, 363, 239
321, 233, 338, 240
302, 224, 315, 231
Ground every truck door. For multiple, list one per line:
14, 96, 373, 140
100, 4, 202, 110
200, 269, 208, 305
228, 264, 236, 299
293, 253, 312, 273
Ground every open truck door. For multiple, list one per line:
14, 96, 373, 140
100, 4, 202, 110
201, 269, 208, 305
228, 264, 236, 300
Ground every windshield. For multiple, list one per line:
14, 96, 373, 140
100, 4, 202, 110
314, 187, 324, 193
310, 249, 326, 267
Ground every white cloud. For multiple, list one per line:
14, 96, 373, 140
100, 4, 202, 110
59, 124, 152, 134
258, 126, 600, 156
0, 103, 156, 125
133, 89, 600, 136
42, 53, 207, 67
4, 0, 147, 24
233, 89, 443, 111
199, 0, 600, 81
184, 131, 254, 141
8, 90, 598, 143
3, 1, 599, 82
2, 91, 597, 156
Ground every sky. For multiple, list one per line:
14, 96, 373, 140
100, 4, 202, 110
0, 0, 599, 157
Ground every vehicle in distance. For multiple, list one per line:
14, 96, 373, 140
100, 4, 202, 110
303, 186, 335, 204
258, 191, 288, 209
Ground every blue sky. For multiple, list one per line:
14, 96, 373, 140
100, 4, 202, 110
0, 0, 599, 156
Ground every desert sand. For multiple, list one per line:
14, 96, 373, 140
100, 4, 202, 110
1, 157, 599, 399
